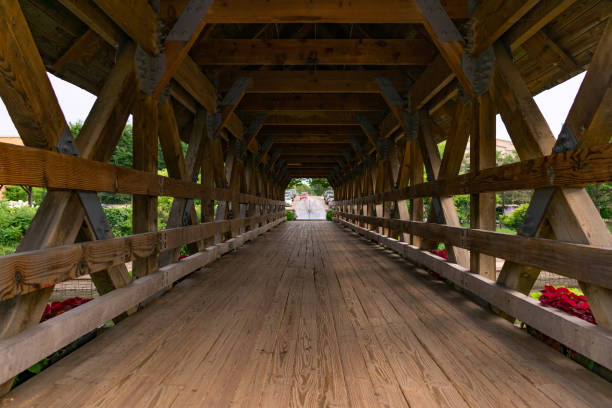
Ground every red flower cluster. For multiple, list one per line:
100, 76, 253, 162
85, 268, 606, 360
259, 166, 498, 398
539, 286, 596, 324
431, 249, 448, 260
41, 297, 91, 322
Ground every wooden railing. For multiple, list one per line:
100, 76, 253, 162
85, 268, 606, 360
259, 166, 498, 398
0, 216, 285, 385
0, 212, 284, 300
334, 142, 612, 205
334, 217, 612, 371
0, 142, 284, 206
331, 142, 612, 371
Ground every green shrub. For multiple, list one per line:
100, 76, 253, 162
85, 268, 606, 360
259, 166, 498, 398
2, 186, 46, 205
453, 194, 470, 224
103, 207, 132, 237
500, 203, 529, 231
326, 210, 334, 221
286, 210, 295, 221
0, 202, 37, 251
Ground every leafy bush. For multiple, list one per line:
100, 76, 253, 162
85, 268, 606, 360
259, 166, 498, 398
286, 210, 295, 221
453, 194, 470, 224
500, 203, 529, 231
158, 196, 173, 229
103, 207, 132, 237
326, 210, 333, 221
2, 186, 46, 205
0, 202, 37, 251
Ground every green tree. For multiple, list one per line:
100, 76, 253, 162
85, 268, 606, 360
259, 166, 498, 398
586, 183, 612, 219
309, 178, 331, 195
500, 203, 529, 231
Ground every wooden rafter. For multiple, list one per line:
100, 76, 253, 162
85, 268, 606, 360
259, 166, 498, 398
191, 39, 437, 65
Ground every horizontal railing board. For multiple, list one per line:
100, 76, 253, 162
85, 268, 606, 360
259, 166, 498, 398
0, 142, 283, 206
336, 212, 612, 289
335, 143, 612, 205
0, 212, 284, 300
0, 217, 285, 386
335, 218, 612, 371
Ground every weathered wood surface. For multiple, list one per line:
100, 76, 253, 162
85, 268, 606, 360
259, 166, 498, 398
0, 212, 285, 301
0, 142, 282, 206
191, 39, 437, 66
0, 217, 285, 388
334, 142, 612, 204
335, 219, 612, 372
3, 222, 611, 407
336, 211, 612, 289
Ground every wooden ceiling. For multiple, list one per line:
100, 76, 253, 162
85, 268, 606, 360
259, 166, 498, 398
19, 0, 611, 179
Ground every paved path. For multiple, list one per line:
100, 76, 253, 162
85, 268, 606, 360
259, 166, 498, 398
294, 196, 327, 220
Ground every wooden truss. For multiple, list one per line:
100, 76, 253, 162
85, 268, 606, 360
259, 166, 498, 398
0, 0, 610, 394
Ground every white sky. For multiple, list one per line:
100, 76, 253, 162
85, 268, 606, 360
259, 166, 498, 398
0, 71, 586, 141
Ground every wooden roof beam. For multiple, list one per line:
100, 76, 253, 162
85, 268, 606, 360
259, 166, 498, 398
259, 125, 363, 136
184, 0, 469, 22
506, 0, 578, 51
216, 70, 413, 94
416, 0, 475, 98
191, 39, 436, 65
243, 112, 367, 126
238, 94, 388, 112
213, 77, 252, 139
467, 0, 541, 56
92, 0, 160, 55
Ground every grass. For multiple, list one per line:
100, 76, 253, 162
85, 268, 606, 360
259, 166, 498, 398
607, 223, 612, 234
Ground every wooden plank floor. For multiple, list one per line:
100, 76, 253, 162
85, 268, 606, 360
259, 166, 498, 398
3, 222, 611, 407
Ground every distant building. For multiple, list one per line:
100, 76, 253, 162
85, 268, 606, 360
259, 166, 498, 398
465, 138, 516, 154
0, 137, 23, 197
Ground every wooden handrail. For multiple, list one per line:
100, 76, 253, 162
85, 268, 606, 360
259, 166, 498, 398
0, 142, 284, 206
0, 216, 285, 386
335, 212, 612, 289
335, 217, 612, 371
335, 142, 612, 205
0, 212, 285, 300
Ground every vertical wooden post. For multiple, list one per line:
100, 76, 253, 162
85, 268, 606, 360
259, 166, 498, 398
132, 94, 158, 279
201, 137, 215, 246
410, 140, 424, 247
470, 93, 497, 279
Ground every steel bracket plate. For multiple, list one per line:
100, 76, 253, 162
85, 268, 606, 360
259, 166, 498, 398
135, 46, 166, 96
461, 46, 495, 97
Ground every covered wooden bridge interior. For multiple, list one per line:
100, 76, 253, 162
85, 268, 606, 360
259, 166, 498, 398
0, 0, 611, 406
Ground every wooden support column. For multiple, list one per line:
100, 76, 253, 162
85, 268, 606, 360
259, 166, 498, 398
409, 141, 424, 247
201, 136, 215, 246
418, 110, 470, 268
395, 141, 412, 242
470, 93, 497, 280
132, 94, 158, 279
158, 103, 208, 265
